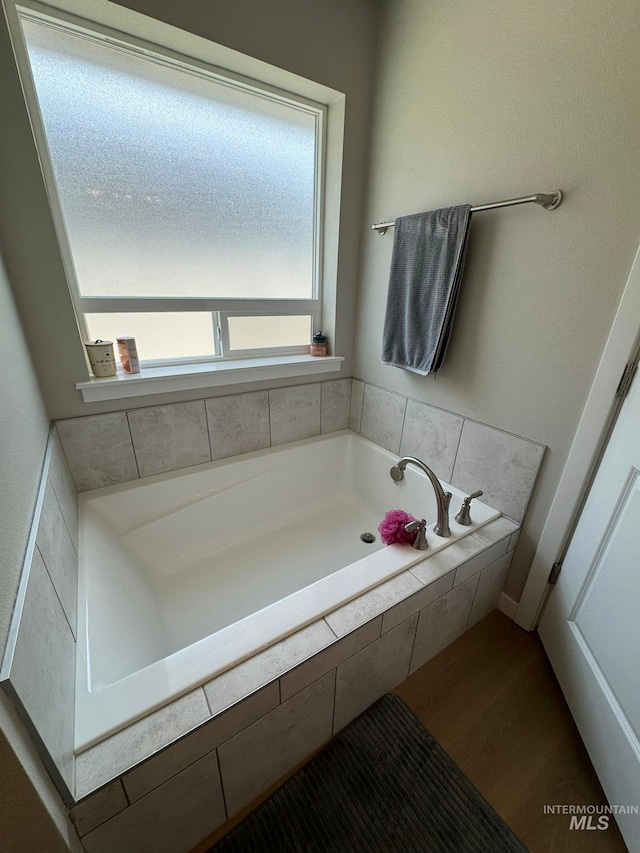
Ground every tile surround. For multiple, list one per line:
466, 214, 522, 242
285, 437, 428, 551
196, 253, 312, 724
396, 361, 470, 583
9, 549, 76, 794
75, 689, 210, 799
127, 400, 211, 477
203, 619, 335, 716
333, 615, 418, 732
82, 750, 226, 853
409, 573, 481, 674
122, 682, 279, 803
452, 535, 511, 586
399, 398, 464, 482
56, 412, 138, 491
49, 432, 78, 550
320, 378, 352, 433
269, 383, 321, 445
324, 570, 422, 638
36, 480, 78, 636
409, 532, 484, 584
381, 569, 455, 633
55, 376, 544, 545
452, 420, 545, 522
349, 378, 365, 432
508, 529, 521, 552
360, 383, 407, 453
280, 617, 382, 702
468, 551, 513, 628
205, 391, 270, 460
70, 780, 128, 838
471, 514, 519, 546
3, 427, 80, 807
350, 380, 544, 530
58, 380, 354, 491
218, 671, 335, 815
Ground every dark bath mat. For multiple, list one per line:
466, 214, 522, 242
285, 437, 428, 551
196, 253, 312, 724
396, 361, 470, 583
210, 693, 528, 852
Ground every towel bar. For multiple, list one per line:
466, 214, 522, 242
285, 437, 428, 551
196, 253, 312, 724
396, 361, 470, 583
372, 190, 563, 235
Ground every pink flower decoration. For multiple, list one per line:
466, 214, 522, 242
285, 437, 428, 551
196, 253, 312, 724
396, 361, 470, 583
378, 509, 418, 546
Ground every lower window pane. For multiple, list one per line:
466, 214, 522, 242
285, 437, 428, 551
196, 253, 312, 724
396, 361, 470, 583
227, 315, 311, 351
85, 313, 215, 361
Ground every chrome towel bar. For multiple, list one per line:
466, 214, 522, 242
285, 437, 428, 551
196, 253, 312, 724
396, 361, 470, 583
372, 190, 563, 235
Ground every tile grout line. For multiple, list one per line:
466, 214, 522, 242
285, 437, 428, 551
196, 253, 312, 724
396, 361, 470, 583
34, 541, 77, 643
124, 411, 141, 479
464, 572, 482, 631
407, 607, 422, 674
119, 775, 131, 807
449, 417, 466, 484
202, 685, 213, 717
351, 379, 364, 433
73, 781, 130, 839
118, 686, 287, 809
214, 748, 230, 822
396, 393, 408, 455
397, 386, 409, 454
358, 380, 364, 432
323, 616, 339, 640
47, 470, 78, 557
316, 382, 322, 436
330, 667, 338, 735
202, 399, 214, 462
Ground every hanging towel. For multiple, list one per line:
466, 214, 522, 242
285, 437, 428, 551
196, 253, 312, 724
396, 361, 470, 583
382, 205, 471, 375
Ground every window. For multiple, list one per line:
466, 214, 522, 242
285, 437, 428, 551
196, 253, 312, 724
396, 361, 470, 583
19, 9, 325, 366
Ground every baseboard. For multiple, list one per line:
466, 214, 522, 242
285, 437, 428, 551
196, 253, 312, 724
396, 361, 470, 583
498, 592, 518, 620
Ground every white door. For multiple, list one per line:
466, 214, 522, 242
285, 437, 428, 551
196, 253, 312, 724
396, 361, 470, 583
539, 365, 640, 850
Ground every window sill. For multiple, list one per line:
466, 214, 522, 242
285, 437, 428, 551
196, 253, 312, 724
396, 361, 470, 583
76, 354, 345, 403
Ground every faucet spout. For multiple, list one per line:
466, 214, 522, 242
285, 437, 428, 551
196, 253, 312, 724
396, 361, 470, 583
390, 456, 452, 537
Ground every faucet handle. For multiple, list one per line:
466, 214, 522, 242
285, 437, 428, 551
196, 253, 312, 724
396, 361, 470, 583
455, 490, 483, 526
405, 518, 429, 550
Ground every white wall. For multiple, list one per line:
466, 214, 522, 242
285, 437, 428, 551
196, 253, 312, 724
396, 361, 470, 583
354, 0, 640, 599
0, 0, 378, 420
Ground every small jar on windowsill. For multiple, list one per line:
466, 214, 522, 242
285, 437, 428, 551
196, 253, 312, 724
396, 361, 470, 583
310, 331, 328, 357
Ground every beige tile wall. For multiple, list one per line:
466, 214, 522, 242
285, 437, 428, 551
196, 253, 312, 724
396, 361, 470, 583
57, 379, 352, 491
350, 379, 545, 524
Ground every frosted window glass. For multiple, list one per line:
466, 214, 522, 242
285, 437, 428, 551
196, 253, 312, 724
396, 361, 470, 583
227, 315, 311, 350
22, 19, 317, 299
85, 313, 215, 361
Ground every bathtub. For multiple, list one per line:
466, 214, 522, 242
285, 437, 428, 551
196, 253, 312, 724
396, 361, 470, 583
75, 431, 499, 750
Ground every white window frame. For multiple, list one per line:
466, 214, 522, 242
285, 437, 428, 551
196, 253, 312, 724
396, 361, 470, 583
219, 310, 317, 359
16, 1, 327, 367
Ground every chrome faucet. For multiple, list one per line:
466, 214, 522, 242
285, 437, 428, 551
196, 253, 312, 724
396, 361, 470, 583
390, 456, 452, 538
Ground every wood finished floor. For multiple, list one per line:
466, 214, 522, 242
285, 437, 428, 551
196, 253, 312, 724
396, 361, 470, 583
193, 610, 628, 853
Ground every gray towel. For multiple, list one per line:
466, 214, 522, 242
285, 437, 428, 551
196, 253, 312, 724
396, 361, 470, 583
382, 205, 471, 375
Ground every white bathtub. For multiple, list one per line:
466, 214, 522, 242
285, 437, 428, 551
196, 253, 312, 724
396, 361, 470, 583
75, 431, 499, 750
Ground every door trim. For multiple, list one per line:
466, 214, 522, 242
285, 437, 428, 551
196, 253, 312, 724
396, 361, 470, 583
515, 244, 640, 630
